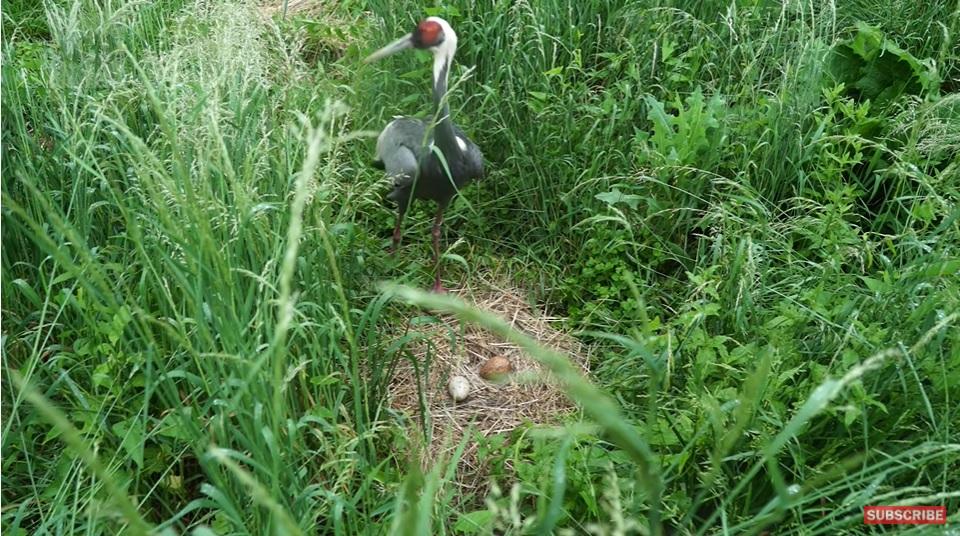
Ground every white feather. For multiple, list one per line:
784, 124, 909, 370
427, 17, 457, 92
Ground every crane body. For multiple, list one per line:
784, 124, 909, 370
366, 17, 484, 292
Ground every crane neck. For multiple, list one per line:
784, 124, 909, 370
431, 49, 458, 155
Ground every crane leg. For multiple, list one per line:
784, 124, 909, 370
389, 211, 404, 255
431, 206, 445, 293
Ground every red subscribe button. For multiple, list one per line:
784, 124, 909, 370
864, 506, 946, 525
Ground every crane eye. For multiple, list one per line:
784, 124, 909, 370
414, 20, 444, 48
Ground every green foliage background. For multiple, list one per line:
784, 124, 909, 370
2, 0, 958, 534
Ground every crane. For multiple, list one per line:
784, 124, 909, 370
365, 17, 484, 293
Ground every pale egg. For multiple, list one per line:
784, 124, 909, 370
447, 375, 471, 401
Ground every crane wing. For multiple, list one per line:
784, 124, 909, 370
375, 118, 430, 209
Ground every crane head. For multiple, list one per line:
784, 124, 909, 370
364, 17, 457, 63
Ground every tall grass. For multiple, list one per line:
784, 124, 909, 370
3, 1, 401, 532
3, 0, 958, 533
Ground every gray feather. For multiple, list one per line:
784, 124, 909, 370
375, 116, 484, 212
377, 118, 425, 209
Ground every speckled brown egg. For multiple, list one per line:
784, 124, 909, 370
479, 356, 513, 381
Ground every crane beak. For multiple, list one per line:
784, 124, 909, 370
364, 33, 414, 63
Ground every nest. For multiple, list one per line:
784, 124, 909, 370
388, 274, 590, 495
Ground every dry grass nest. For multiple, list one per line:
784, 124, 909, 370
388, 274, 590, 492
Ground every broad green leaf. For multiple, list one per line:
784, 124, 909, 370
112, 418, 146, 468
595, 188, 643, 210
454, 510, 494, 534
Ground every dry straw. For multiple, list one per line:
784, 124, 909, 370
388, 273, 590, 491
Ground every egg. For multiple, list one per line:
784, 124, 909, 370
479, 356, 513, 381
447, 375, 471, 401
